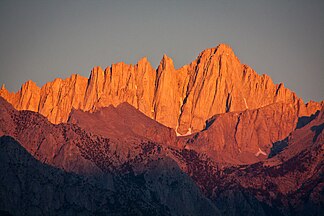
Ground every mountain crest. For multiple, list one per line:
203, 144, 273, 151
0, 44, 322, 134
158, 54, 174, 71
137, 56, 149, 65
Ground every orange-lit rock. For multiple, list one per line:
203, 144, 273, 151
0, 44, 322, 132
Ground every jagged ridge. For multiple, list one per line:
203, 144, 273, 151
0, 44, 322, 135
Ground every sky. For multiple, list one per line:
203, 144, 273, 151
0, 0, 323, 102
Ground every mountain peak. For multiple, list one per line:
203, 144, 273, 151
161, 53, 172, 62
136, 56, 154, 70
216, 43, 234, 53
90, 66, 104, 77
138, 56, 148, 64
21, 80, 40, 92
23, 79, 38, 87
158, 54, 174, 70
197, 43, 235, 59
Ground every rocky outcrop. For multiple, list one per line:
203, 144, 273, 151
174, 107, 324, 215
68, 102, 177, 147
1, 44, 322, 135
0, 97, 101, 175
178, 102, 301, 164
225, 107, 324, 215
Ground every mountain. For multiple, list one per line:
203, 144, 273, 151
1, 95, 323, 215
212, 106, 324, 215
0, 97, 220, 215
68, 102, 177, 146
174, 106, 324, 215
177, 102, 302, 164
1, 44, 322, 135
0, 135, 221, 216
0, 136, 167, 216
0, 43, 323, 215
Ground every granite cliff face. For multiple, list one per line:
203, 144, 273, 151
1, 44, 321, 135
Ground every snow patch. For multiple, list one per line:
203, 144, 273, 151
176, 127, 192, 137
255, 148, 267, 156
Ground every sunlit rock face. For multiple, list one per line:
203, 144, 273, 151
1, 44, 322, 136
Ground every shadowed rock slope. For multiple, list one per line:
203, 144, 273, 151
0, 136, 169, 216
0, 97, 220, 216
178, 102, 301, 164
1, 97, 323, 215
174, 106, 324, 215
68, 102, 177, 146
